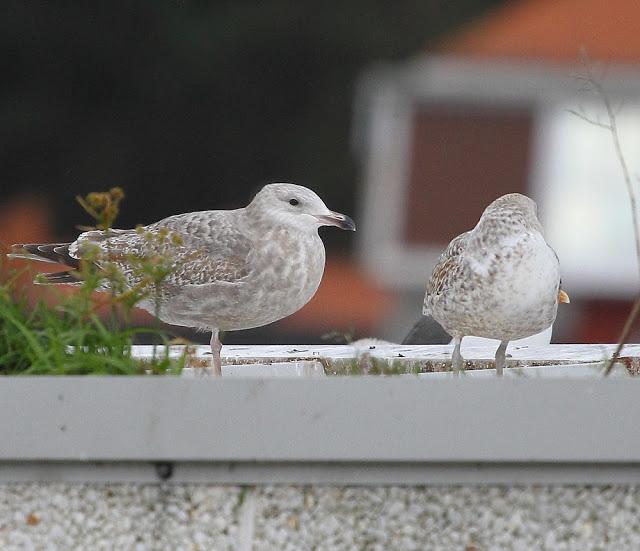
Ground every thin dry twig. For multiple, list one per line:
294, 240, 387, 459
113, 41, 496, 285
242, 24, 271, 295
566, 109, 612, 129
570, 50, 640, 376
575, 52, 640, 270
604, 294, 640, 376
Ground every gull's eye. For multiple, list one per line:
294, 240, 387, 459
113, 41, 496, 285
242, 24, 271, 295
289, 198, 299, 206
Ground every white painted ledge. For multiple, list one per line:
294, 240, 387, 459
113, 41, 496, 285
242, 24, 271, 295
139, 343, 640, 364
182, 361, 325, 378
144, 343, 640, 375
2, 344, 639, 483
422, 362, 629, 378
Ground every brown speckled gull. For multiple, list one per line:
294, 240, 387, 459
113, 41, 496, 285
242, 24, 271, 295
9, 183, 356, 374
423, 193, 569, 376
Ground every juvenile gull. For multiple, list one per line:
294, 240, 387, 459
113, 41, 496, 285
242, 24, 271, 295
10, 183, 356, 374
422, 193, 569, 375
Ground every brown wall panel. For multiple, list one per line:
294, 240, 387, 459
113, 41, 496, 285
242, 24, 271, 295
405, 105, 533, 245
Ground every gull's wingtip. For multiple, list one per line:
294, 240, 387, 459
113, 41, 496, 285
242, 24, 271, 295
6, 244, 59, 263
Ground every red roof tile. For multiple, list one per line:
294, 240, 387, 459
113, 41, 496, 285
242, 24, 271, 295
439, 0, 640, 62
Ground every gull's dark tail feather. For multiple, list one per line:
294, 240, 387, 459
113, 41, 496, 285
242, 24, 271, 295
8, 243, 82, 285
401, 315, 451, 345
8, 243, 79, 268
36, 270, 83, 285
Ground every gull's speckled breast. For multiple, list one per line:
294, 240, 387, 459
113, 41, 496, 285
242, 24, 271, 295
138, 218, 327, 331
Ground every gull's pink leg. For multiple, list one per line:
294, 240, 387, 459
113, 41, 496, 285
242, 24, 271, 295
451, 336, 464, 374
210, 329, 222, 376
495, 340, 509, 377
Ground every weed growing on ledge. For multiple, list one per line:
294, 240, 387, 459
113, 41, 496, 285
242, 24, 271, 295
0, 188, 189, 375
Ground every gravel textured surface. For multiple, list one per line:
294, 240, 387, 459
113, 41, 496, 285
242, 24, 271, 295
1, 483, 639, 550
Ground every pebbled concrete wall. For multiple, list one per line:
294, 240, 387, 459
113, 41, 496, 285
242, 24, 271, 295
1, 483, 639, 550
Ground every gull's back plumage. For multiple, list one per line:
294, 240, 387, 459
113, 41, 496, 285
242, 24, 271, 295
423, 193, 562, 343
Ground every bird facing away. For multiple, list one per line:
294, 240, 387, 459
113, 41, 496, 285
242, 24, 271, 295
422, 193, 569, 375
9, 183, 356, 374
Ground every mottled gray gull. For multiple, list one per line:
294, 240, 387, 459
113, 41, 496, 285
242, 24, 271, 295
422, 193, 569, 376
10, 183, 356, 374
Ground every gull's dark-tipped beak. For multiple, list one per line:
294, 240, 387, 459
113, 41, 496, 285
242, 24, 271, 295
315, 211, 356, 231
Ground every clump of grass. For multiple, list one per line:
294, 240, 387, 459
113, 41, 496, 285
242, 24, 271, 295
324, 355, 423, 376
0, 188, 188, 375
0, 279, 183, 375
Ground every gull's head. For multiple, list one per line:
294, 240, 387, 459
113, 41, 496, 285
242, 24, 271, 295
482, 193, 542, 231
247, 183, 356, 233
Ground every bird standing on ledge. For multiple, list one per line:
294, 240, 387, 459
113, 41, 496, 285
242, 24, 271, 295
423, 193, 569, 375
10, 183, 356, 375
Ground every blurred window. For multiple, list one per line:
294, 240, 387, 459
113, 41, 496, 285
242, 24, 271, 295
534, 103, 640, 297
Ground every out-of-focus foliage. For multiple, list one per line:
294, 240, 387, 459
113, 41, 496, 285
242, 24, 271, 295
0, 277, 185, 375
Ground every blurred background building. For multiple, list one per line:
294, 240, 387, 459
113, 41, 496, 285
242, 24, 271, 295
356, 0, 640, 343
2, 0, 639, 344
